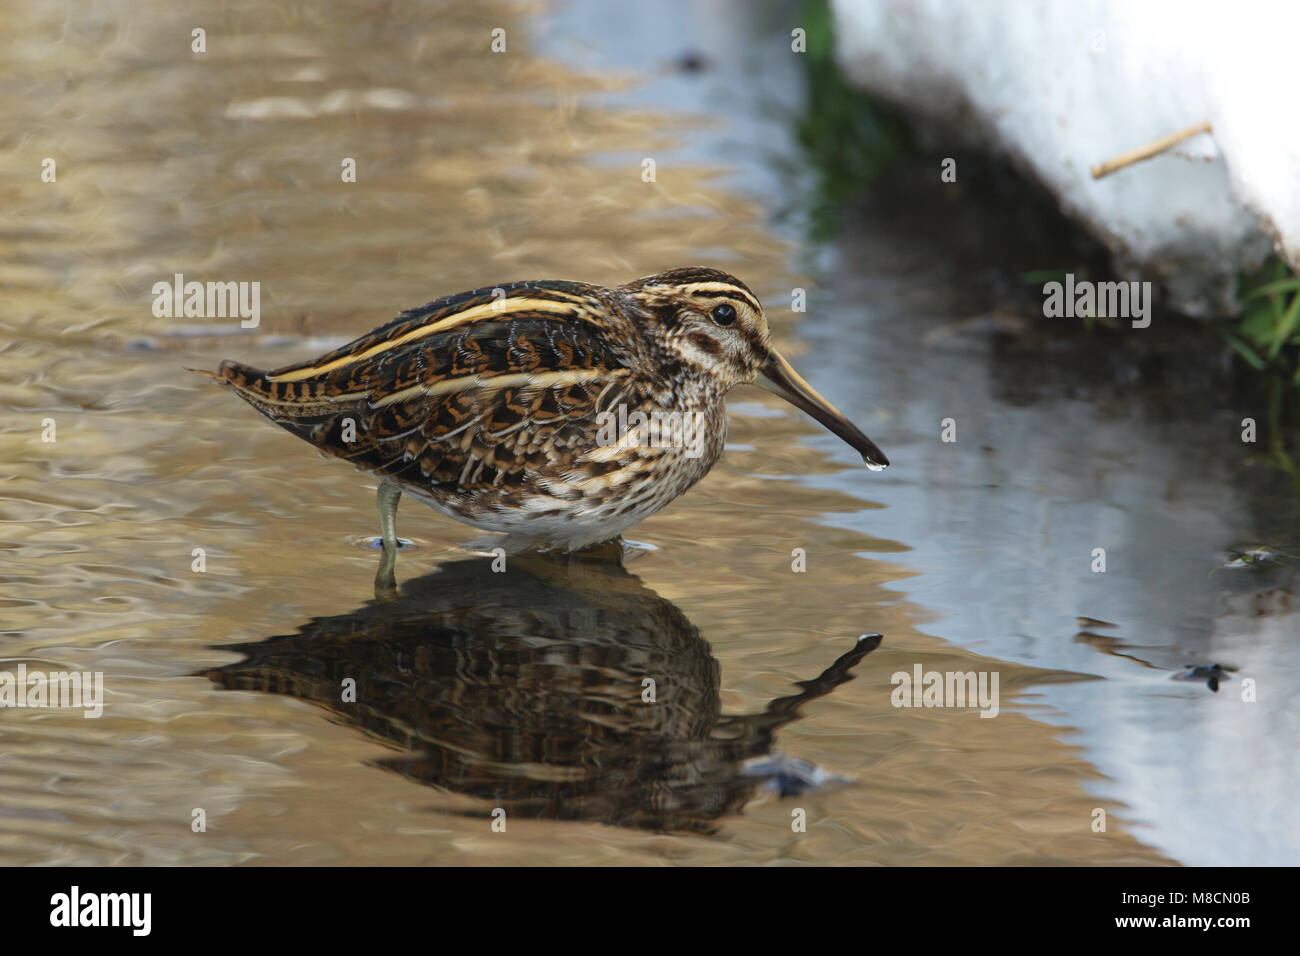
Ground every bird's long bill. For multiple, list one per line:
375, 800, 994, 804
758, 349, 889, 469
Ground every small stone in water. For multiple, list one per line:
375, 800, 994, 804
741, 753, 852, 796
1174, 663, 1238, 693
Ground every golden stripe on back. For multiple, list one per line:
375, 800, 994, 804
369, 368, 628, 409
267, 293, 594, 383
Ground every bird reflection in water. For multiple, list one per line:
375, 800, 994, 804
202, 549, 882, 833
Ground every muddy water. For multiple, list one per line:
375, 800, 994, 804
0, 0, 1288, 866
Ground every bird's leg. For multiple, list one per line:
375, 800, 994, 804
374, 546, 398, 602
374, 480, 402, 601
377, 480, 402, 550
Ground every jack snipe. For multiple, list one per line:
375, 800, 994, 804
198, 267, 887, 556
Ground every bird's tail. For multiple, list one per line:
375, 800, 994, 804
187, 360, 283, 417
187, 360, 352, 422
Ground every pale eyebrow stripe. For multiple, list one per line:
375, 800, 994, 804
266, 297, 588, 383
642, 281, 763, 314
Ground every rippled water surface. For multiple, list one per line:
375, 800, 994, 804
2, 0, 1295, 865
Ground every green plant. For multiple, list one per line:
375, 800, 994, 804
1225, 257, 1300, 381
796, 0, 911, 238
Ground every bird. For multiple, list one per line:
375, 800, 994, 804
195, 267, 888, 559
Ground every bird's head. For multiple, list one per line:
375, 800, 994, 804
622, 267, 889, 470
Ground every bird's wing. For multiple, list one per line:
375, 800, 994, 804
214, 284, 639, 494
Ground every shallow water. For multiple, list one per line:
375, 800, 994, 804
1, 0, 1294, 866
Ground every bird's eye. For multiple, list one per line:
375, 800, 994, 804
710, 303, 737, 326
